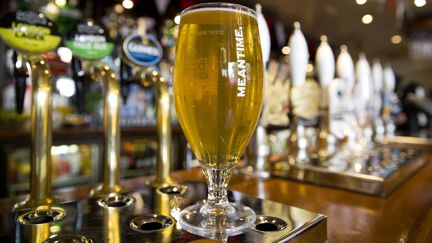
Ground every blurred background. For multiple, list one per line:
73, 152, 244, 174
0, 0, 430, 198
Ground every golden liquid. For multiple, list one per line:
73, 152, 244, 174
174, 8, 263, 169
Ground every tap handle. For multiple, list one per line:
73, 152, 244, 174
72, 57, 86, 114
13, 51, 27, 114
120, 59, 132, 104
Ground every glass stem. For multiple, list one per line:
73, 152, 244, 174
201, 167, 234, 216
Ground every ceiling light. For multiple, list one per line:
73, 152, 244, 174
281, 46, 291, 55
122, 0, 134, 10
391, 35, 402, 44
356, 0, 367, 5
362, 14, 373, 24
414, 0, 427, 7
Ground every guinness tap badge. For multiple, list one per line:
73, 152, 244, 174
0, 10, 61, 53
123, 34, 163, 67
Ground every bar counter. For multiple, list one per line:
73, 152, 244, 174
1, 152, 431, 243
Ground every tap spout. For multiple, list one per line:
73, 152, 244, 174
14, 55, 56, 210
90, 63, 123, 197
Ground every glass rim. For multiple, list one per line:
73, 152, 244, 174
180, 2, 257, 19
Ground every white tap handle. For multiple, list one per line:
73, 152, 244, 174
336, 45, 355, 93
256, 4, 271, 67
372, 60, 384, 116
372, 60, 383, 94
383, 65, 396, 93
356, 53, 371, 79
328, 78, 346, 139
355, 53, 372, 100
289, 22, 309, 86
316, 35, 335, 89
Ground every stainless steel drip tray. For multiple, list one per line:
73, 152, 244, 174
272, 145, 426, 196
0, 181, 327, 242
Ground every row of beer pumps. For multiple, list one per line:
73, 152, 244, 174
244, 6, 400, 176
287, 21, 398, 163
0, 10, 178, 214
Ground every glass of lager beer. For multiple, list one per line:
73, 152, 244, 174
174, 2, 264, 237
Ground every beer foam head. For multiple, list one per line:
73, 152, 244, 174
182, 5, 257, 19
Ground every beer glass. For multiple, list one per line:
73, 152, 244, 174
174, 3, 264, 237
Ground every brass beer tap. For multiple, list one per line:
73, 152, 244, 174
86, 61, 123, 197
64, 20, 124, 197
14, 55, 57, 210
121, 33, 177, 188
0, 10, 63, 210
122, 65, 175, 187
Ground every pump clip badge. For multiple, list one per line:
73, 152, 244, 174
66, 21, 114, 60
0, 10, 61, 54
123, 34, 163, 67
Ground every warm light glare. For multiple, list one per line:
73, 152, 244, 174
362, 14, 373, 24
52, 145, 79, 155
414, 0, 427, 7
306, 63, 314, 73
114, 4, 124, 13
15, 59, 22, 69
354, 163, 362, 172
281, 46, 291, 55
50, 225, 62, 234
55, 0, 67, 7
46, 2, 60, 16
391, 35, 402, 44
356, 0, 367, 5
174, 15, 181, 25
108, 92, 119, 108
57, 47, 73, 63
56, 77, 76, 97
36, 92, 48, 105
122, 0, 134, 9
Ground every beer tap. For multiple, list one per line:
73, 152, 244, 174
65, 20, 122, 197
16, 55, 57, 209
30, 222, 50, 243
383, 65, 397, 137
371, 60, 385, 141
103, 207, 122, 242
242, 123, 271, 178
121, 34, 176, 188
89, 62, 123, 196
13, 51, 28, 114
336, 45, 356, 153
120, 57, 133, 104
316, 36, 337, 159
240, 3, 272, 178
71, 56, 89, 114
287, 22, 319, 163
0, 10, 62, 210
355, 53, 374, 149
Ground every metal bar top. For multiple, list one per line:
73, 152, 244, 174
0, 151, 432, 242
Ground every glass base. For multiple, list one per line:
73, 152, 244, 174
179, 201, 256, 238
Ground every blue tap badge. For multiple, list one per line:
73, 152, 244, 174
123, 34, 163, 67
